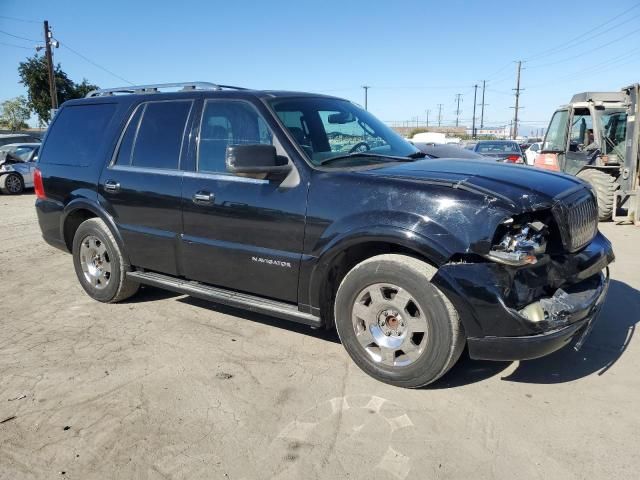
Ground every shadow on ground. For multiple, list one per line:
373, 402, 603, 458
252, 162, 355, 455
178, 296, 341, 344
432, 279, 638, 388
132, 280, 638, 387
123, 285, 183, 303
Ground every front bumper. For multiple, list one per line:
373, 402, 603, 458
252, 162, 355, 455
432, 231, 614, 361
467, 268, 609, 361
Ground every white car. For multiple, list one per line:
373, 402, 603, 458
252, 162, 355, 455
525, 142, 543, 165
0, 143, 40, 194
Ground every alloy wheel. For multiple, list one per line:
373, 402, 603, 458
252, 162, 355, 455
79, 235, 112, 289
351, 283, 429, 367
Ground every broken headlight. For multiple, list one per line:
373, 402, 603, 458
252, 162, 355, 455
486, 220, 547, 266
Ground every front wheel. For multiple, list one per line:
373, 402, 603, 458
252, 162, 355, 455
334, 254, 465, 388
72, 218, 139, 303
577, 169, 619, 221
0, 173, 24, 194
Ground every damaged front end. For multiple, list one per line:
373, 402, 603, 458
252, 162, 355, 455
432, 188, 614, 362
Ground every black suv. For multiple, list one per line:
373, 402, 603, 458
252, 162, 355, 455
34, 82, 613, 387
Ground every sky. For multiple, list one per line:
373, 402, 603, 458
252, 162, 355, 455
1, 0, 639, 135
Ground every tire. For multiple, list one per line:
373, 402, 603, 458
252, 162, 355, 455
0, 173, 25, 195
334, 254, 465, 388
577, 169, 619, 221
72, 218, 139, 303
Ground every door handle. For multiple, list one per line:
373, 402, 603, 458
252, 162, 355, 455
104, 180, 120, 193
192, 191, 215, 205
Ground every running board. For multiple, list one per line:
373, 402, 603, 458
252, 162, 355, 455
127, 271, 323, 328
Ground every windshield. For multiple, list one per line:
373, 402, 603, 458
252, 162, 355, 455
543, 110, 569, 152
598, 110, 627, 161
0, 145, 35, 161
269, 97, 419, 167
476, 142, 519, 153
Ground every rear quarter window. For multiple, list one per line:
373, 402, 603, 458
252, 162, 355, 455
40, 103, 117, 166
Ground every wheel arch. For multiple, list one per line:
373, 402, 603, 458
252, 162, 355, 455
306, 226, 452, 329
60, 199, 131, 264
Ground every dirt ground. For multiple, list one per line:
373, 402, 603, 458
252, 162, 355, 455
1, 192, 638, 480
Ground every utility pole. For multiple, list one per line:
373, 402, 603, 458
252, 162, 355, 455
361, 85, 370, 110
426, 109, 430, 128
437, 103, 443, 127
43, 20, 58, 112
472, 84, 478, 139
512, 61, 523, 140
454, 93, 462, 127
479, 80, 487, 129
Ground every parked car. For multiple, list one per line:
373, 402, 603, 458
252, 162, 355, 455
519, 142, 532, 154
34, 82, 613, 388
0, 143, 40, 194
525, 141, 543, 165
473, 140, 525, 164
411, 142, 489, 160
0, 133, 41, 147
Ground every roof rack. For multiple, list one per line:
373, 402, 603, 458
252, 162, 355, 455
85, 82, 248, 98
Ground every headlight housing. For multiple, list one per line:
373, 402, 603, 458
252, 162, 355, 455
486, 219, 547, 266
0, 163, 12, 172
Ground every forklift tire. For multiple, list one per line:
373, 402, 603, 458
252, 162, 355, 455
577, 169, 619, 221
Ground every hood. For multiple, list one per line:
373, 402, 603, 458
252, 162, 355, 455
0, 151, 22, 165
360, 158, 586, 213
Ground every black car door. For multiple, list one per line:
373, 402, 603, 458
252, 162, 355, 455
99, 99, 195, 275
180, 98, 307, 303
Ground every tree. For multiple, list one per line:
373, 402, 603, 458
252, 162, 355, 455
73, 78, 99, 98
17, 55, 99, 123
0, 96, 30, 131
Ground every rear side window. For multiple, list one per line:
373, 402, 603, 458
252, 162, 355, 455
126, 100, 192, 170
114, 106, 143, 166
40, 104, 116, 166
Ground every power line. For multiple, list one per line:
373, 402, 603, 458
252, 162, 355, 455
0, 41, 33, 50
59, 41, 134, 85
369, 85, 472, 90
0, 15, 40, 24
0, 29, 39, 42
524, 3, 640, 61
527, 26, 640, 69
484, 62, 514, 81
527, 48, 640, 89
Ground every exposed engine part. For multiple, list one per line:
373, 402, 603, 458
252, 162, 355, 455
486, 220, 547, 266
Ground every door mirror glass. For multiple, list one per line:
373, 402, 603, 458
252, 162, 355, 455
225, 144, 291, 178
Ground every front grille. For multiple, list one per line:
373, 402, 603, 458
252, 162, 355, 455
553, 189, 598, 252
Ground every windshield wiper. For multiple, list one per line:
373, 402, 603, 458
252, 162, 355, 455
318, 152, 415, 166
406, 151, 427, 159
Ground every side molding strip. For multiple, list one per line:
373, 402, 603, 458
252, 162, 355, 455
127, 270, 323, 328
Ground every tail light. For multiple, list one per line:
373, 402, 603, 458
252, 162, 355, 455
535, 153, 560, 171
506, 155, 523, 164
34, 168, 46, 199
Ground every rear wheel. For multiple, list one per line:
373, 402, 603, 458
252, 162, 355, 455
334, 254, 465, 388
0, 173, 24, 194
577, 169, 619, 221
72, 218, 139, 303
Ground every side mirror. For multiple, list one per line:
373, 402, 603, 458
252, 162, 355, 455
225, 144, 291, 178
